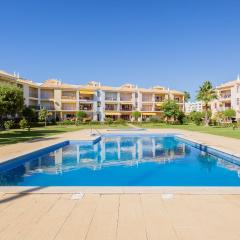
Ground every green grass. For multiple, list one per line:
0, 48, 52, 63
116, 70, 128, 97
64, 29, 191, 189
0, 123, 130, 145
134, 122, 240, 139
1, 122, 240, 146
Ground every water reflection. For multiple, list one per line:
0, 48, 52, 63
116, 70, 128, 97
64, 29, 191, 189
0, 137, 187, 179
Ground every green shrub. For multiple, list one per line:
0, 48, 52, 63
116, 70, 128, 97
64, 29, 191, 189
19, 119, 28, 129
189, 111, 204, 125
177, 111, 187, 124
90, 120, 101, 125
4, 120, 14, 130
114, 119, 126, 125
105, 117, 113, 124
149, 116, 162, 123
61, 119, 75, 125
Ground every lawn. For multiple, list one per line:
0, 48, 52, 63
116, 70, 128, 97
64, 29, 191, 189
134, 122, 240, 139
0, 123, 130, 145
1, 122, 240, 146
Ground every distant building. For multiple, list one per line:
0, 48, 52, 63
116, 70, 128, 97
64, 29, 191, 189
211, 75, 240, 119
0, 70, 185, 121
185, 101, 203, 114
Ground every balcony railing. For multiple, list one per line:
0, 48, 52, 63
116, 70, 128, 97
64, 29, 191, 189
174, 99, 183, 103
29, 93, 38, 98
142, 98, 152, 102
220, 95, 231, 99
62, 107, 76, 110
141, 108, 153, 111
120, 97, 132, 101
79, 97, 94, 101
105, 108, 117, 111
105, 97, 117, 101
29, 105, 40, 110
120, 107, 133, 111
41, 105, 55, 110
155, 98, 164, 102
79, 107, 93, 111
62, 95, 76, 100
41, 94, 54, 99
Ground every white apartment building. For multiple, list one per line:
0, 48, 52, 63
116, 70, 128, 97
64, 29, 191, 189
185, 101, 203, 114
211, 77, 240, 119
0, 70, 185, 121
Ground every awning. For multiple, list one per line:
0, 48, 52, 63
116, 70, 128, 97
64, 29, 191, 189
142, 112, 156, 116
79, 90, 94, 95
120, 102, 132, 104
105, 112, 121, 116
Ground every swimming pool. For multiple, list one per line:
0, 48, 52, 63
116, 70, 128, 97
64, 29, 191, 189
1, 134, 240, 186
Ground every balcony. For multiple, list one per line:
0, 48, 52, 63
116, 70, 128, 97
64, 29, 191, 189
105, 104, 117, 111
120, 93, 132, 101
141, 106, 153, 111
155, 96, 165, 102
29, 105, 40, 110
174, 98, 184, 103
105, 97, 117, 101
62, 102, 76, 110
79, 95, 94, 101
105, 92, 118, 101
142, 94, 153, 102
41, 93, 54, 99
220, 94, 231, 100
29, 87, 38, 98
79, 103, 93, 111
120, 104, 133, 111
62, 91, 76, 100
41, 105, 55, 110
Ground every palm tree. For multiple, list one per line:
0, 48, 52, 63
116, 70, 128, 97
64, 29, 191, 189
184, 91, 191, 102
196, 81, 217, 126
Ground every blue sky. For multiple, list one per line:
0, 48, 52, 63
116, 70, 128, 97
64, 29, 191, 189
1, 0, 240, 99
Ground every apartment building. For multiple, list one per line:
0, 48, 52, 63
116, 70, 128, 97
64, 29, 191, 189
211, 77, 240, 119
0, 70, 185, 121
185, 101, 203, 114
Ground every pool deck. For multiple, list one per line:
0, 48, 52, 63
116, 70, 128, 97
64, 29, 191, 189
0, 192, 240, 240
1, 128, 240, 239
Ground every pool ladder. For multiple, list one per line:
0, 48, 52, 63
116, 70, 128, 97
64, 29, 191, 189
90, 128, 102, 136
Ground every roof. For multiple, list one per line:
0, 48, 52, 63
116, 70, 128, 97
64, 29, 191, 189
0, 69, 184, 95
217, 79, 240, 89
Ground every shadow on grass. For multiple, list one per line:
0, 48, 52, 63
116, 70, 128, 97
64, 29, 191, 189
0, 186, 46, 204
0, 129, 68, 145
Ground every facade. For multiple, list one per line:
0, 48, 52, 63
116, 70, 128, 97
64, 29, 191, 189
211, 77, 240, 119
0, 70, 185, 121
185, 101, 203, 114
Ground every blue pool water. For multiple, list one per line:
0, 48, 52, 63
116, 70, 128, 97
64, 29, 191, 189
1, 135, 240, 186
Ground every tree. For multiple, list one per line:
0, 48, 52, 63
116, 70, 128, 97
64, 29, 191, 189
162, 100, 180, 123
0, 84, 24, 119
213, 111, 224, 125
22, 106, 36, 122
189, 111, 204, 125
132, 111, 141, 121
224, 109, 236, 119
184, 91, 191, 102
19, 118, 28, 130
196, 81, 217, 126
38, 108, 52, 127
76, 111, 87, 122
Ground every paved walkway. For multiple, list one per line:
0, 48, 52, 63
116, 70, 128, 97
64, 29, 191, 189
0, 192, 239, 240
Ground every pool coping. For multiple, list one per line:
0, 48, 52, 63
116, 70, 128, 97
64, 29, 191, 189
1, 186, 240, 194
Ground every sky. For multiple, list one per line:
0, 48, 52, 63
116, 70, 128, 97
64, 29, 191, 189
1, 0, 240, 99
